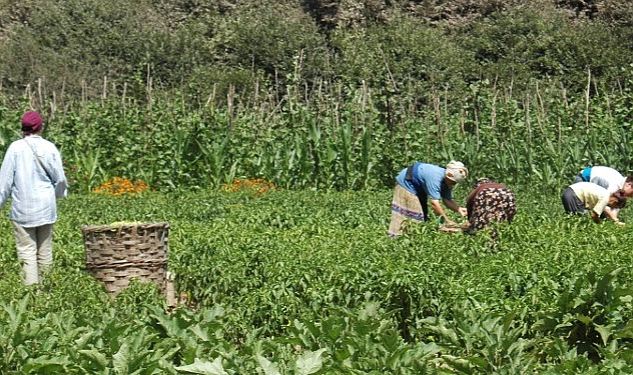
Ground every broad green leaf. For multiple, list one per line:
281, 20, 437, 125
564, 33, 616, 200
78, 349, 108, 368
295, 348, 327, 375
175, 357, 228, 375
22, 355, 70, 372
256, 355, 281, 375
595, 324, 614, 346
113, 341, 130, 375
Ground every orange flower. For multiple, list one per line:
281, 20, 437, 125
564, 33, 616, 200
222, 178, 277, 196
94, 177, 149, 196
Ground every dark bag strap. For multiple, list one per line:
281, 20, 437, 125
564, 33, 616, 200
405, 164, 415, 181
404, 162, 429, 221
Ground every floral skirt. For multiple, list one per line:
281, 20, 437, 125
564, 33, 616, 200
467, 187, 516, 234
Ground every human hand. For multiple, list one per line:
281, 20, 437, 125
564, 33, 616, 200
458, 207, 468, 216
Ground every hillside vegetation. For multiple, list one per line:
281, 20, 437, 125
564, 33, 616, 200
1, 0, 633, 102
2, 2, 633, 372
1, 0, 633, 192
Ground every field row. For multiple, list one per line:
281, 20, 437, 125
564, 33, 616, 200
0, 188, 631, 373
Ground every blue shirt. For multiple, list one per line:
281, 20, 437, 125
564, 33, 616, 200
0, 136, 67, 227
395, 163, 452, 200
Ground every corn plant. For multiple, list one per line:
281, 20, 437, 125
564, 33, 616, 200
69, 147, 104, 193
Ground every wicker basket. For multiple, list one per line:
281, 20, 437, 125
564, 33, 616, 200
82, 222, 170, 296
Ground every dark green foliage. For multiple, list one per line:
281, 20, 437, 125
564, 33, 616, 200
456, 3, 630, 94
214, 3, 332, 90
2, 2, 633, 193
329, 13, 475, 128
1, 0, 154, 96
2, 0, 633, 106
534, 268, 633, 364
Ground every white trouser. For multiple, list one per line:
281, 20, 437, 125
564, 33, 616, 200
12, 222, 53, 286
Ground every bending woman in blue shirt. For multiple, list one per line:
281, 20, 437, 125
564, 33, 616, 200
389, 160, 468, 237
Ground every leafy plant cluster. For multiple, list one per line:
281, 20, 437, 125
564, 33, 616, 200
0, 188, 633, 372
2, 75, 633, 193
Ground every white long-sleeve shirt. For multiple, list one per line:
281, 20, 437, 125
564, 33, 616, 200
0, 136, 67, 227
587, 166, 625, 193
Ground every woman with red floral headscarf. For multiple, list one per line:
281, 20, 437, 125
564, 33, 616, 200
465, 178, 516, 237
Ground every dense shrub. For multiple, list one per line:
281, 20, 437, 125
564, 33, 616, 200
456, 3, 631, 94
2, 0, 633, 104
1, 0, 633, 193
330, 13, 476, 114
213, 3, 333, 95
0, 0, 155, 98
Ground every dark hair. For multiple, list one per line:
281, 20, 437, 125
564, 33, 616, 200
473, 177, 493, 188
611, 190, 627, 208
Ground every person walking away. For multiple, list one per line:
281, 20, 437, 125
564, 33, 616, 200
464, 178, 517, 236
389, 160, 468, 237
562, 181, 626, 225
0, 111, 68, 286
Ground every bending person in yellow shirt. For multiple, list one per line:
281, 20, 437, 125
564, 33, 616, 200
562, 181, 626, 225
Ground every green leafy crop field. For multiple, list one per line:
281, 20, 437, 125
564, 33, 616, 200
0, 186, 632, 373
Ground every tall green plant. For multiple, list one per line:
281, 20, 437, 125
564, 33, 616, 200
196, 135, 233, 188
70, 147, 104, 193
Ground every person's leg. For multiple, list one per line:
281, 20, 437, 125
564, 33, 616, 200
561, 187, 585, 214
12, 222, 39, 285
389, 185, 406, 236
388, 211, 406, 237
389, 184, 425, 236
572, 174, 584, 184
419, 193, 429, 222
466, 193, 488, 235
35, 224, 54, 279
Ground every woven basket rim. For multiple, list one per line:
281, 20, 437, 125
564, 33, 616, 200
82, 221, 170, 233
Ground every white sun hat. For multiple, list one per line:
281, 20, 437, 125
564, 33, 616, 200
445, 160, 468, 183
